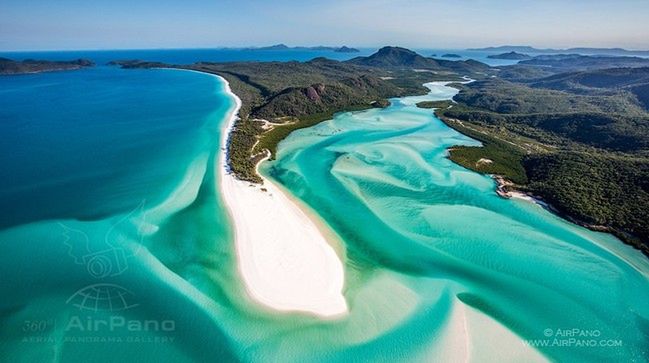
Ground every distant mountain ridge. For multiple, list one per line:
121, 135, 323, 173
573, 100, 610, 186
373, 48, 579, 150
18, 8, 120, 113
528, 67, 649, 109
246, 44, 359, 53
470, 45, 649, 56
346, 46, 437, 68
519, 54, 649, 70
498, 54, 649, 81
346, 46, 491, 74
487, 51, 531, 60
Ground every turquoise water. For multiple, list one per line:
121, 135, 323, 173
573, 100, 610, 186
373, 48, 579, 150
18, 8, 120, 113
0, 68, 242, 362
263, 83, 649, 361
1, 65, 648, 362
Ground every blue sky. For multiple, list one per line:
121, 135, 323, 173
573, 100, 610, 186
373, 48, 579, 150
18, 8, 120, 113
1, 0, 648, 50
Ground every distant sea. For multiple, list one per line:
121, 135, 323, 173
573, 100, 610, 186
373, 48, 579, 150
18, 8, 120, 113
0, 47, 523, 66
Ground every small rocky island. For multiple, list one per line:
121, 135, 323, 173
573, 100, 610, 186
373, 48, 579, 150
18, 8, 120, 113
0, 58, 94, 75
441, 53, 462, 58
487, 51, 531, 60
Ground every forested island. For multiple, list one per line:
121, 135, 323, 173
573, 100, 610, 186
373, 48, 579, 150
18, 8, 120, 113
0, 58, 94, 75
112, 48, 649, 255
487, 51, 531, 60
428, 56, 649, 254
471, 45, 649, 56
111, 46, 493, 182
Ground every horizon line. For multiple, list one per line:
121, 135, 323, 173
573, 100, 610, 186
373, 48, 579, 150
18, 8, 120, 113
2, 44, 649, 53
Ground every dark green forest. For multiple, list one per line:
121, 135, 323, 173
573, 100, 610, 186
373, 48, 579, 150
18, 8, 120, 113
434, 61, 649, 253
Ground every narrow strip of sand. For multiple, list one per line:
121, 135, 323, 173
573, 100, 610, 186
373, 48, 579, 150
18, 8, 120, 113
216, 76, 347, 318
428, 298, 549, 362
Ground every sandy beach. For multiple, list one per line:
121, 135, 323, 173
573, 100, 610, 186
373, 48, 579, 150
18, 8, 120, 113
216, 76, 347, 318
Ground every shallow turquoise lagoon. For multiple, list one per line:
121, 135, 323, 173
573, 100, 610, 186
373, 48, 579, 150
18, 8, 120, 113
0, 67, 648, 362
263, 83, 649, 362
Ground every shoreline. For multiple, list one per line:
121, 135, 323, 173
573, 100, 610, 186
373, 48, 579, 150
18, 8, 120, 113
493, 174, 613, 231
254, 150, 348, 259
492, 174, 649, 257
215, 74, 348, 318
431, 101, 649, 258
493, 175, 547, 206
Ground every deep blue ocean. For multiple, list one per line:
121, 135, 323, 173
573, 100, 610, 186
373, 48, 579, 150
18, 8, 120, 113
0, 67, 227, 228
0, 47, 522, 66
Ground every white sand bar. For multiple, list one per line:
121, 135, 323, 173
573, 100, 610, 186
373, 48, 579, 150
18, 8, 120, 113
217, 77, 347, 318
427, 298, 549, 362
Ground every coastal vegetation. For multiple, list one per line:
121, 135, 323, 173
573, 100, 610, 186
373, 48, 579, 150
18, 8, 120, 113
438, 117, 531, 184
114, 48, 649, 254
0, 58, 94, 75
253, 104, 376, 158
415, 100, 453, 109
209, 48, 493, 180
227, 118, 264, 183
113, 47, 492, 182
434, 66, 649, 253
524, 152, 649, 249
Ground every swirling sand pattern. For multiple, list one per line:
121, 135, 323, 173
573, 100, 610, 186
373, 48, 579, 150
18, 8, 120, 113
1, 70, 648, 362
262, 82, 649, 362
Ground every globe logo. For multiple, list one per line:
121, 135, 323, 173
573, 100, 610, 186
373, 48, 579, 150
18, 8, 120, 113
66, 283, 139, 312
